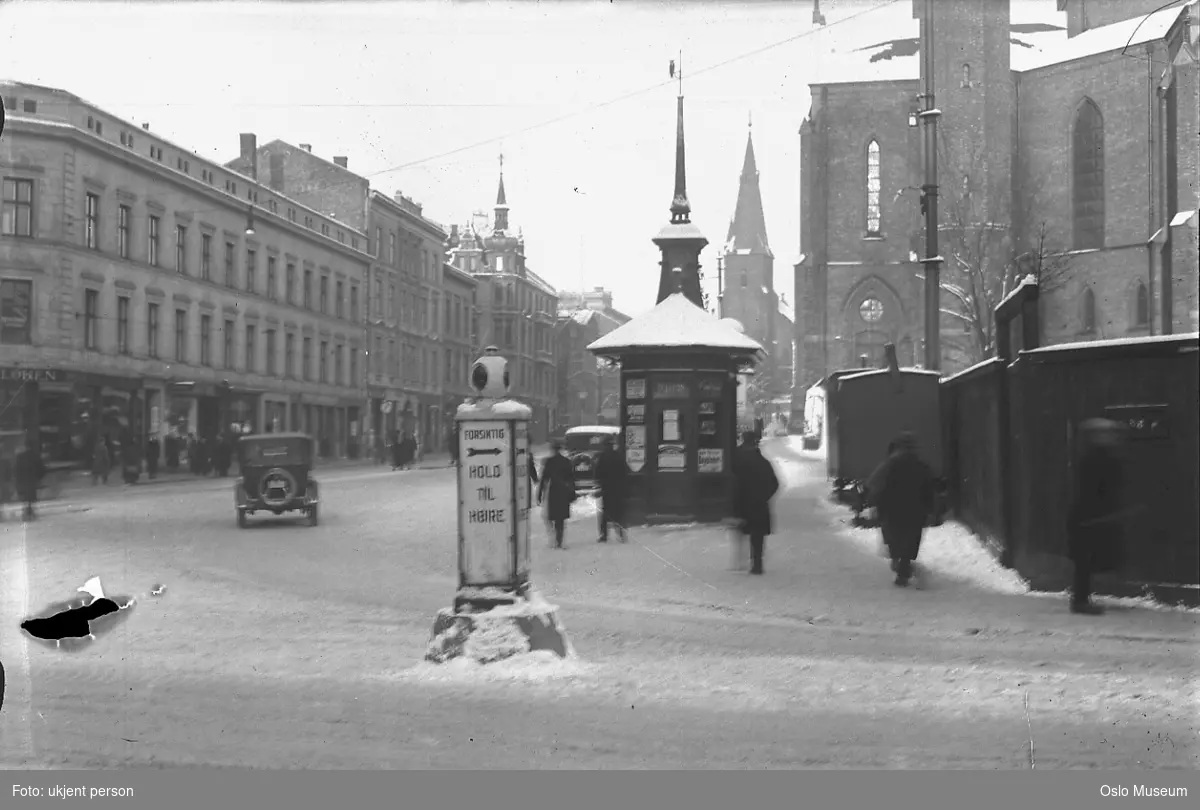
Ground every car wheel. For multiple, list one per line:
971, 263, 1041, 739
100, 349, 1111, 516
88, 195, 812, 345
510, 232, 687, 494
237, 509, 247, 529
308, 504, 319, 527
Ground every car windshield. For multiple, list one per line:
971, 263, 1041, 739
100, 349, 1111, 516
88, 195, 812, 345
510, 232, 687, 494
565, 432, 611, 453
241, 441, 305, 466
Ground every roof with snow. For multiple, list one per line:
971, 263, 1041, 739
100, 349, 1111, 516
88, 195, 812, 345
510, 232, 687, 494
1017, 2, 1195, 72
724, 129, 771, 257
588, 293, 764, 357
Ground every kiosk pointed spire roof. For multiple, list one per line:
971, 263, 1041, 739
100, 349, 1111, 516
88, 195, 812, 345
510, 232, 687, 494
669, 95, 691, 224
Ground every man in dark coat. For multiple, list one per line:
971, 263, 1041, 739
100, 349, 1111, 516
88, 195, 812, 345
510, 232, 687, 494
14, 437, 45, 522
537, 441, 575, 549
593, 438, 628, 543
867, 432, 935, 587
731, 431, 780, 575
447, 425, 460, 467
1066, 418, 1128, 616
145, 436, 160, 479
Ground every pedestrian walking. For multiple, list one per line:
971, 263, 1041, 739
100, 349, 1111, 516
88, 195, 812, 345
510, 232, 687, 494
447, 425, 460, 467
1066, 418, 1130, 616
145, 436, 160, 480
390, 430, 403, 471
593, 437, 628, 543
14, 436, 45, 521
731, 431, 781, 575
537, 441, 576, 549
91, 436, 111, 486
866, 432, 935, 587
400, 432, 417, 470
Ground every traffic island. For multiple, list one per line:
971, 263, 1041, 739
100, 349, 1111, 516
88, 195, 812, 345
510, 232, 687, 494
425, 588, 572, 665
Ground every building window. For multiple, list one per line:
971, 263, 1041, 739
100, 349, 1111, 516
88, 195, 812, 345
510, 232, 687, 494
1134, 282, 1149, 327
85, 193, 99, 249
350, 285, 359, 322
0, 279, 33, 344
224, 242, 235, 287
22, 99, 36, 114
320, 276, 328, 314
302, 337, 312, 381
176, 224, 187, 274
267, 256, 277, 300
266, 329, 277, 376
83, 289, 99, 350
245, 324, 257, 372
336, 280, 344, 319
389, 232, 396, 265
866, 139, 881, 236
304, 270, 313, 309
200, 314, 212, 366
2, 178, 34, 237
117, 205, 130, 258
245, 249, 256, 293
148, 215, 160, 266
174, 308, 187, 362
201, 233, 212, 280
350, 346, 358, 384
285, 333, 296, 378
319, 340, 328, 383
223, 319, 234, 368
335, 343, 344, 384
286, 263, 296, 303
147, 303, 160, 358
961, 63, 972, 89
1072, 99, 1105, 250
116, 296, 130, 355
1081, 286, 1097, 332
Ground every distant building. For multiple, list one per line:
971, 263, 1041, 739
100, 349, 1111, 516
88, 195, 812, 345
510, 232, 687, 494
446, 160, 558, 442
554, 309, 601, 432
718, 123, 795, 414
556, 287, 632, 423
795, 0, 1198, 401
229, 140, 451, 453
0, 81, 371, 467
440, 261, 479, 423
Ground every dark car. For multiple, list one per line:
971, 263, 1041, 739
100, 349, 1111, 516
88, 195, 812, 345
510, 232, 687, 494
563, 425, 620, 494
234, 432, 319, 528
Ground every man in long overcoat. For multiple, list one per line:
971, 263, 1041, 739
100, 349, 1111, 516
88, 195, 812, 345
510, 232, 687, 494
1066, 418, 1128, 616
593, 438, 628, 543
866, 432, 935, 587
447, 425, 460, 467
731, 431, 780, 575
145, 436, 160, 479
537, 441, 575, 549
14, 437, 45, 521
91, 436, 111, 486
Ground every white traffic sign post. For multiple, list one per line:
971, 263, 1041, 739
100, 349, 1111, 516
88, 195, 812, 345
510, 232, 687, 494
426, 347, 571, 665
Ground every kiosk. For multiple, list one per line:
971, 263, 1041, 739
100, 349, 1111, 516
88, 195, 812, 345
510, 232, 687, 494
425, 347, 572, 665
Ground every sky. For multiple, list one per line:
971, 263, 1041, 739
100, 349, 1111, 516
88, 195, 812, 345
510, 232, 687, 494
0, 0, 1064, 319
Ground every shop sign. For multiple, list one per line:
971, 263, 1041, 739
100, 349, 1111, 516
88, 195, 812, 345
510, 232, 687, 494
0, 367, 67, 384
653, 380, 689, 400
698, 378, 723, 397
625, 424, 645, 450
626, 403, 645, 424
625, 446, 645, 473
625, 378, 646, 400
698, 448, 723, 473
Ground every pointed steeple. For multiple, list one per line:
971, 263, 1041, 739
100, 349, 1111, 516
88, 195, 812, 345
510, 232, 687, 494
494, 152, 509, 234
670, 95, 691, 224
725, 121, 772, 257
653, 76, 707, 309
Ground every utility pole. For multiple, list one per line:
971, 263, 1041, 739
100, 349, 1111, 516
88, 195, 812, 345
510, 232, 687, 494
919, 0, 943, 371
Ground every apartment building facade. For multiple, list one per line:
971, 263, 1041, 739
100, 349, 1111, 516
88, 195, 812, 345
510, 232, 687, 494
440, 261, 480, 434
0, 81, 371, 467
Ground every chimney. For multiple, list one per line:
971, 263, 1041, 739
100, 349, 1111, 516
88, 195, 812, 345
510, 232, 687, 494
142, 123, 150, 130
299, 144, 312, 153
333, 156, 348, 168
239, 133, 257, 180
450, 224, 459, 242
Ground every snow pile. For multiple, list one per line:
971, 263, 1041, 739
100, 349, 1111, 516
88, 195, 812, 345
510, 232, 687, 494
455, 399, 532, 419
400, 651, 594, 685
462, 615, 531, 664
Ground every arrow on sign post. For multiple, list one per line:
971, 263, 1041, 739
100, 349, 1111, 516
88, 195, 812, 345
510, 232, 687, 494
467, 447, 503, 457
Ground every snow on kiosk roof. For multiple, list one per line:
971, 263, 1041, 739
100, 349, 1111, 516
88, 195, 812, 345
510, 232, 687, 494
587, 293, 765, 360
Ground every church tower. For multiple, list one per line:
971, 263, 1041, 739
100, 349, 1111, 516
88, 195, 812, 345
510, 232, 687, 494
721, 117, 780, 394
494, 153, 510, 235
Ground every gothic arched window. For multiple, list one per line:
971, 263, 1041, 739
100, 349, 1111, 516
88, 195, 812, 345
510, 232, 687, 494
1081, 286, 1097, 332
1072, 99, 1105, 250
1134, 282, 1149, 327
866, 139, 881, 236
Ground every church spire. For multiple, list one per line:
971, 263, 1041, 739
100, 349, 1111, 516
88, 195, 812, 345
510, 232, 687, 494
494, 151, 509, 234
670, 94, 691, 224
725, 122, 772, 257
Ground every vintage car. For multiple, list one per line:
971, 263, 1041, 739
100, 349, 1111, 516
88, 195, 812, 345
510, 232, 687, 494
563, 425, 620, 493
234, 432, 319, 528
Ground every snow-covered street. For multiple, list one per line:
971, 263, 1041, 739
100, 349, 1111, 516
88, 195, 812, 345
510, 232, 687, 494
1, 442, 1195, 769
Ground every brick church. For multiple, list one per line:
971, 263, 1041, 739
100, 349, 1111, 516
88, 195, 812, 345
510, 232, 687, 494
794, 0, 1199, 404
